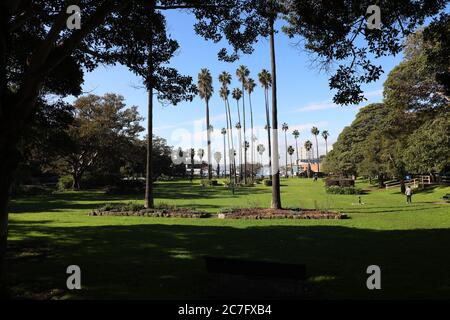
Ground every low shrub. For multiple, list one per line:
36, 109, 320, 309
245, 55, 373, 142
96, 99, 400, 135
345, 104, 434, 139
200, 179, 219, 187
157, 174, 174, 181
325, 178, 355, 187
240, 182, 255, 187
57, 175, 74, 190
105, 179, 144, 195
98, 202, 145, 212
325, 186, 363, 195
255, 178, 264, 184
263, 179, 272, 186
14, 185, 54, 196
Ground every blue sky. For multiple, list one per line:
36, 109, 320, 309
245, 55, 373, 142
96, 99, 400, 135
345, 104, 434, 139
75, 9, 405, 164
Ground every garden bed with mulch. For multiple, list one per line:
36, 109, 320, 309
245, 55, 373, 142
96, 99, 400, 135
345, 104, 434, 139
89, 203, 211, 218
217, 208, 347, 220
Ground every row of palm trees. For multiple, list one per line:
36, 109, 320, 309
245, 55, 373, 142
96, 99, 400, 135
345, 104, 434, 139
198, 66, 273, 185
197, 65, 332, 181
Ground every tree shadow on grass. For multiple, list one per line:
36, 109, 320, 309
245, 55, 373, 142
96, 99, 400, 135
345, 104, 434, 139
5, 220, 450, 300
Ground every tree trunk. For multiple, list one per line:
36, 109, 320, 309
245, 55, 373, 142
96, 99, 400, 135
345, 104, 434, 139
226, 99, 236, 185
249, 93, 254, 182
206, 100, 212, 180
190, 155, 194, 181
265, 89, 272, 181
242, 84, 247, 184
378, 173, 385, 188
315, 136, 320, 173
223, 134, 227, 178
0, 135, 20, 283
269, 18, 281, 209
72, 173, 81, 190
284, 131, 288, 178
400, 178, 406, 194
145, 87, 154, 208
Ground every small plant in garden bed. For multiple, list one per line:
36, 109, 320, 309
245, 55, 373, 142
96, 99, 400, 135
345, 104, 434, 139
91, 202, 210, 218
218, 208, 347, 220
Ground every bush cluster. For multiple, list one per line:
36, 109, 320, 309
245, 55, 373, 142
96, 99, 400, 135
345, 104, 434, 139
263, 179, 272, 186
104, 179, 144, 195
325, 186, 363, 195
200, 179, 219, 187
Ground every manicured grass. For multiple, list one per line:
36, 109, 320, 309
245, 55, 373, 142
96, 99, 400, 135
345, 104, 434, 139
6, 179, 450, 299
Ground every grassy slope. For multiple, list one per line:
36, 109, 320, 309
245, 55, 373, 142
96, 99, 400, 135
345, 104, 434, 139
6, 179, 450, 299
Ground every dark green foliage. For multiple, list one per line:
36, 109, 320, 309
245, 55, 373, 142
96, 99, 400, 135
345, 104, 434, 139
326, 186, 363, 195
104, 180, 144, 195
13, 185, 54, 196
57, 175, 74, 191
283, 0, 447, 105
263, 179, 273, 186
325, 178, 355, 188
201, 179, 219, 187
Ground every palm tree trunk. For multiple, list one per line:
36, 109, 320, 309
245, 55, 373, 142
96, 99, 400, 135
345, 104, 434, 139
238, 127, 242, 182
290, 155, 294, 176
223, 134, 227, 178
270, 17, 281, 209
284, 131, 288, 178
206, 100, 212, 180
242, 85, 247, 184
295, 139, 299, 166
325, 139, 328, 155
227, 99, 237, 184
315, 135, 320, 173
191, 154, 194, 181
249, 93, 254, 181
265, 89, 272, 181
224, 99, 230, 179
236, 100, 242, 182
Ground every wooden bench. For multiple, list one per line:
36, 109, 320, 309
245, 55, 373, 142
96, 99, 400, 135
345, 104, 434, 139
203, 256, 307, 298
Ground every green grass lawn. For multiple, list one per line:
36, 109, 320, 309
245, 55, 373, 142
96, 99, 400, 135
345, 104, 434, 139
5, 178, 450, 299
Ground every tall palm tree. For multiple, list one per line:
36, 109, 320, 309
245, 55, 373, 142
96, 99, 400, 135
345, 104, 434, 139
198, 68, 213, 180
288, 146, 295, 177
232, 88, 243, 181
219, 72, 235, 183
282, 123, 289, 178
245, 77, 256, 180
292, 129, 300, 165
236, 65, 250, 184
304, 140, 313, 178
197, 148, 204, 178
311, 126, 320, 173
269, 6, 281, 208
258, 69, 272, 182
322, 130, 330, 155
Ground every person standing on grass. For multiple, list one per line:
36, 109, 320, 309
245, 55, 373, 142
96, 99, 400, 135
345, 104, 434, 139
405, 185, 413, 204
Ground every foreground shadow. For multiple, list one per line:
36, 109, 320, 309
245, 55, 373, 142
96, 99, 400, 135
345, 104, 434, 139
5, 221, 450, 300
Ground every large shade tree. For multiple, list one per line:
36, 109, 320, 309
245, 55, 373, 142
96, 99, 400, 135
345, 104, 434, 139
0, 0, 271, 279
